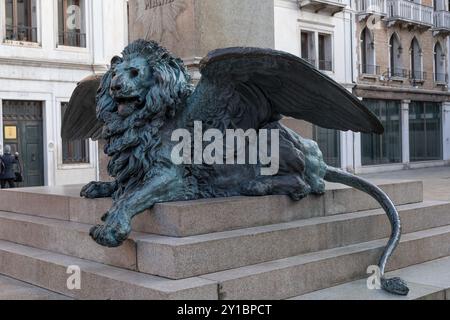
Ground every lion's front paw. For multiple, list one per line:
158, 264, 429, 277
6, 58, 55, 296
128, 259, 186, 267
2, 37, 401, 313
81, 181, 116, 199
89, 211, 131, 247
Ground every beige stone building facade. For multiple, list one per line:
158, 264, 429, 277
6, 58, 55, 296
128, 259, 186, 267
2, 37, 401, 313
351, 0, 450, 173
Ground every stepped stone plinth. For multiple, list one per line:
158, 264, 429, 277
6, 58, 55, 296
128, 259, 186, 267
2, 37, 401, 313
0, 180, 449, 300
0, 180, 423, 236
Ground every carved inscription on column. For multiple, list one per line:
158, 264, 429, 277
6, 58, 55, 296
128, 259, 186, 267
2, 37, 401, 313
134, 0, 187, 42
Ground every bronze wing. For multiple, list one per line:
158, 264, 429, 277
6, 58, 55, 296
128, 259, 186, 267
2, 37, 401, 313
191, 47, 383, 134
61, 74, 103, 141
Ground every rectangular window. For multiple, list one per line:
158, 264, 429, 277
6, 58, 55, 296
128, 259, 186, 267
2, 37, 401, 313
301, 31, 315, 66
361, 99, 402, 166
318, 33, 333, 71
435, 0, 447, 10
61, 102, 90, 164
313, 126, 341, 168
57, 0, 86, 47
409, 102, 442, 162
4, 0, 38, 43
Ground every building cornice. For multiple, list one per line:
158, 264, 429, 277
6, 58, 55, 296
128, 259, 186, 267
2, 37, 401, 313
0, 57, 109, 72
355, 84, 450, 102
275, 0, 298, 10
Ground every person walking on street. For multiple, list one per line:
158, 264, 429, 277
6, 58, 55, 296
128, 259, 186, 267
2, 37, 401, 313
0, 145, 19, 189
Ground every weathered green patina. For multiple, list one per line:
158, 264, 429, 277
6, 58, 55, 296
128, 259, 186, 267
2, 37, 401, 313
62, 40, 408, 295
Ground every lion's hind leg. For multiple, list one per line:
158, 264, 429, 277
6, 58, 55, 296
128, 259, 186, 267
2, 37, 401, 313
241, 174, 312, 201
280, 126, 327, 196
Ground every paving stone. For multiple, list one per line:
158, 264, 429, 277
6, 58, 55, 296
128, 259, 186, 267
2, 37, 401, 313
289, 279, 445, 300
291, 255, 450, 300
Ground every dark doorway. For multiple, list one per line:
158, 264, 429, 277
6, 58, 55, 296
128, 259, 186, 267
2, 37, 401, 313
409, 101, 442, 162
361, 99, 402, 166
2, 100, 44, 187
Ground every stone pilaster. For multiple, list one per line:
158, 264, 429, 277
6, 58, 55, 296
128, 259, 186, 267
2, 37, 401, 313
443, 102, 450, 161
401, 100, 411, 165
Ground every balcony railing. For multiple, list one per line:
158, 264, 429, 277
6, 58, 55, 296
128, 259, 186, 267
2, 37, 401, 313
302, 58, 316, 67
356, 0, 388, 17
5, 25, 38, 43
387, 0, 433, 28
298, 0, 346, 16
58, 32, 87, 48
388, 67, 409, 78
410, 70, 427, 82
434, 10, 450, 32
359, 64, 381, 76
434, 72, 448, 84
319, 60, 333, 71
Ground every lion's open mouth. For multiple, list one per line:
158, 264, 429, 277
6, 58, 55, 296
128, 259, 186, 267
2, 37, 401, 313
114, 96, 142, 116
115, 96, 140, 104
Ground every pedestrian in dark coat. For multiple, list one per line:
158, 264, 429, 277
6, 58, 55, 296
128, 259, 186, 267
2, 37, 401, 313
0, 145, 19, 189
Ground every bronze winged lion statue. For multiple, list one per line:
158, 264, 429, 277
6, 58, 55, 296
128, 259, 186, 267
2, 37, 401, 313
62, 39, 409, 295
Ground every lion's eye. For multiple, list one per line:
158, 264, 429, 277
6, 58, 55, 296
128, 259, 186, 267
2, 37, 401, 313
111, 72, 116, 78
130, 68, 139, 78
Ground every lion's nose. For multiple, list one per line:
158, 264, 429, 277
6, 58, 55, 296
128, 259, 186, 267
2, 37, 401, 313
111, 83, 122, 92
111, 77, 123, 92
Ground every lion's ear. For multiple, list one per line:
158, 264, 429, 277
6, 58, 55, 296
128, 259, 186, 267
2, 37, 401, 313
110, 55, 123, 68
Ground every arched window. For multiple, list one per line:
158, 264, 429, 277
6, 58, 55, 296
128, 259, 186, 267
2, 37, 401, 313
410, 37, 423, 81
360, 27, 376, 74
434, 42, 446, 83
389, 33, 403, 77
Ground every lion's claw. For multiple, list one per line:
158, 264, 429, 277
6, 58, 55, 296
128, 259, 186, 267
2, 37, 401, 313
101, 212, 110, 222
81, 181, 116, 199
89, 209, 132, 247
89, 223, 130, 248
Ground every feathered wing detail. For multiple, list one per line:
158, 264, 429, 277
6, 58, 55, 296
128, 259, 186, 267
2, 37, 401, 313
192, 47, 384, 134
61, 75, 103, 141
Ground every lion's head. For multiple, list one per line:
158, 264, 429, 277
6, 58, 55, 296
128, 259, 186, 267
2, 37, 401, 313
96, 39, 193, 128
95, 40, 193, 191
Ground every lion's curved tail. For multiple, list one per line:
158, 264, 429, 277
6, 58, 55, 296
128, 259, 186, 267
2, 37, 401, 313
324, 166, 409, 296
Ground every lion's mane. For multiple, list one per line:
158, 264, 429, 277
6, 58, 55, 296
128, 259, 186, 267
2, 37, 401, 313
95, 40, 193, 198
